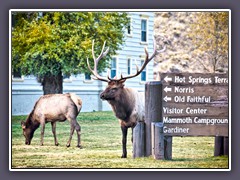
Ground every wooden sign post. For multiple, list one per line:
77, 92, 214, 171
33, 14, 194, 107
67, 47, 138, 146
145, 81, 163, 157
143, 73, 229, 160
144, 81, 173, 160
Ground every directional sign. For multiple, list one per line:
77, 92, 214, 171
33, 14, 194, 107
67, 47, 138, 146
161, 73, 229, 137
162, 73, 228, 86
164, 76, 172, 83
164, 86, 172, 93
163, 96, 172, 102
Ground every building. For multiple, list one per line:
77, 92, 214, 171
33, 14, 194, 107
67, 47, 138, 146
11, 12, 155, 115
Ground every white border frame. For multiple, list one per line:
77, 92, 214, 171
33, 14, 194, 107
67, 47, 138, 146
9, 9, 231, 172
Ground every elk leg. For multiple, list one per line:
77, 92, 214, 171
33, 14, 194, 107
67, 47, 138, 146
121, 125, 128, 158
51, 122, 59, 146
75, 121, 82, 148
131, 127, 134, 143
66, 121, 75, 147
40, 122, 45, 146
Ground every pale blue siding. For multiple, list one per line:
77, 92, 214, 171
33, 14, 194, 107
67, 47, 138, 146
11, 12, 155, 115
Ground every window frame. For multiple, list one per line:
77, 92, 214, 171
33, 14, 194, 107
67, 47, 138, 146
140, 18, 148, 43
140, 59, 148, 83
126, 17, 133, 37
110, 56, 118, 79
63, 74, 72, 83
12, 68, 24, 82
83, 72, 94, 83
127, 58, 132, 75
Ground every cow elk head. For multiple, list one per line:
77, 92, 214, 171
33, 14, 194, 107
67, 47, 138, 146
21, 120, 34, 145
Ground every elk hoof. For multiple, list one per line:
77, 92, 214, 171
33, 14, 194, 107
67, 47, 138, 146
121, 155, 127, 158
55, 143, 59, 146
66, 144, 70, 148
77, 145, 82, 149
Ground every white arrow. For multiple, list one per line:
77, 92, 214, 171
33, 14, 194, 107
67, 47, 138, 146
164, 76, 172, 83
163, 96, 172, 102
164, 86, 172, 93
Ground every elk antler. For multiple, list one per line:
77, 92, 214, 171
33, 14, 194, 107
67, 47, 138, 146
87, 40, 110, 82
107, 38, 166, 82
87, 38, 166, 83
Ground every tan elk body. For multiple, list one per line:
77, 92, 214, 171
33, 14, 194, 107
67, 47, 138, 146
87, 39, 165, 158
21, 93, 82, 148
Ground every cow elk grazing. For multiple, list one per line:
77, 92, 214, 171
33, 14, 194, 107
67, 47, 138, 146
87, 39, 166, 158
21, 93, 82, 148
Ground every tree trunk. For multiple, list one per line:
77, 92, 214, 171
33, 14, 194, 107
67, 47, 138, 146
42, 72, 63, 95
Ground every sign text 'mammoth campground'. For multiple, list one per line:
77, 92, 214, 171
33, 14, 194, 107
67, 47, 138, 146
161, 73, 229, 137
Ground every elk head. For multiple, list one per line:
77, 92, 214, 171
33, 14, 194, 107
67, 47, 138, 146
87, 38, 166, 101
21, 121, 34, 145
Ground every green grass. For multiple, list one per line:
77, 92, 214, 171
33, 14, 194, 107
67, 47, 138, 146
11, 111, 229, 169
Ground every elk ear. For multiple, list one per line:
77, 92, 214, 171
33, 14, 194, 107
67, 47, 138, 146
21, 121, 26, 129
119, 79, 126, 84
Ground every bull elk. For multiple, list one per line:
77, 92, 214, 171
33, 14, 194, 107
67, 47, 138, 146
87, 38, 165, 158
21, 93, 82, 148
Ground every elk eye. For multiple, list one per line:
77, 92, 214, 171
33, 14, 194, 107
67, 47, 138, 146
111, 88, 117, 92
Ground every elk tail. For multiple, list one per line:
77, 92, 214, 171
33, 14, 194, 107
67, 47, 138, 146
69, 93, 82, 113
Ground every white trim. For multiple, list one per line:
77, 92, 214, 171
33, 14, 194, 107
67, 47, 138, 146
12, 75, 24, 82
228, 9, 231, 171
140, 42, 148, 46
83, 79, 94, 84
139, 14, 150, 19
10, 9, 231, 12
83, 77, 94, 83
9, 10, 12, 172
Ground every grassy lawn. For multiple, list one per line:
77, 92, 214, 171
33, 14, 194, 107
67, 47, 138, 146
11, 111, 229, 170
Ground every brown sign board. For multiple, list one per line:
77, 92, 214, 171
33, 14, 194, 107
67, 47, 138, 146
160, 73, 229, 137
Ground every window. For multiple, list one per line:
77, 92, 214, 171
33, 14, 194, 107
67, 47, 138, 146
12, 68, 24, 81
63, 74, 70, 79
111, 57, 117, 78
127, 17, 132, 36
140, 60, 146, 81
127, 58, 131, 75
63, 74, 72, 83
127, 24, 131, 35
141, 19, 147, 42
84, 72, 91, 80
12, 68, 22, 79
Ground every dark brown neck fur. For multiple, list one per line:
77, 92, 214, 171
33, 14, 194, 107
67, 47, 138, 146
108, 88, 135, 122
25, 110, 40, 132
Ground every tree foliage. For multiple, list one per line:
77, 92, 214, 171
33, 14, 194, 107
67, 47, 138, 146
190, 12, 229, 72
12, 12, 130, 77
